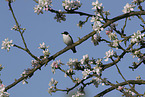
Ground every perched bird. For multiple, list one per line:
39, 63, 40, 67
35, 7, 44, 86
61, 31, 77, 53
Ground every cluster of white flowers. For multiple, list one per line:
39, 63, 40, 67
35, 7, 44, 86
43, 49, 50, 57
49, 54, 103, 95
80, 54, 89, 65
131, 50, 145, 62
91, 0, 104, 32
93, 66, 102, 75
62, 0, 81, 11
105, 23, 120, 49
125, 89, 135, 96
54, 10, 66, 23
34, 0, 52, 15
38, 42, 49, 50
11, 25, 26, 31
0, 84, 10, 97
91, 32, 101, 46
82, 67, 102, 79
1, 38, 14, 52
117, 86, 124, 91
72, 88, 85, 97
92, 0, 103, 11
130, 30, 145, 45
96, 58, 102, 65
112, 39, 120, 49
82, 69, 92, 79
108, 32, 117, 41
51, 60, 61, 74
38, 42, 50, 57
11, 25, 18, 30
122, 3, 136, 13
91, 77, 102, 88
51, 61, 59, 68
48, 78, 58, 95
91, 14, 104, 32
66, 58, 78, 69
104, 49, 116, 61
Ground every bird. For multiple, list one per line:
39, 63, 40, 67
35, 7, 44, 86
61, 31, 77, 53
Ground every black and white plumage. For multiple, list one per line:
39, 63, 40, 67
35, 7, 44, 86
61, 31, 77, 53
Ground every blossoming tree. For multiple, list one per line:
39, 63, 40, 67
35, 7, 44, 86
1, 0, 145, 97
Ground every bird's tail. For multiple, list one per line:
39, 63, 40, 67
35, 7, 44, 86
71, 47, 77, 53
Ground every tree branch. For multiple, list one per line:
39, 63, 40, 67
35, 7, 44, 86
94, 80, 145, 97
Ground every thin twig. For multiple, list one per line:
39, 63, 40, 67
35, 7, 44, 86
8, 2, 38, 60
111, 58, 140, 96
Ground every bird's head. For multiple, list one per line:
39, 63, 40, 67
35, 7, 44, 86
61, 31, 69, 35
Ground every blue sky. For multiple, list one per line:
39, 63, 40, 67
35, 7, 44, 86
0, 0, 145, 97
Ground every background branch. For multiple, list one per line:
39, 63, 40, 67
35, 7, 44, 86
95, 80, 145, 97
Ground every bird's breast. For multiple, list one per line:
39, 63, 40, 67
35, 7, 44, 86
63, 35, 73, 45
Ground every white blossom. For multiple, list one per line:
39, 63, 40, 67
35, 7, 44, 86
104, 49, 115, 61
48, 86, 54, 95
117, 86, 124, 91
107, 32, 117, 40
112, 39, 119, 49
34, 5, 43, 15
1, 38, 14, 52
91, 14, 103, 32
125, 89, 136, 96
62, 0, 81, 10
80, 54, 89, 65
96, 58, 102, 65
34, 0, 52, 14
51, 60, 61, 74
122, 3, 136, 13
49, 78, 58, 86
0, 84, 10, 97
48, 78, 58, 94
82, 69, 92, 79
38, 42, 49, 50
92, 0, 103, 10
67, 58, 78, 69
51, 61, 59, 68
130, 30, 145, 45
93, 67, 101, 76
11, 25, 18, 30
72, 88, 85, 97
43, 49, 50, 57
